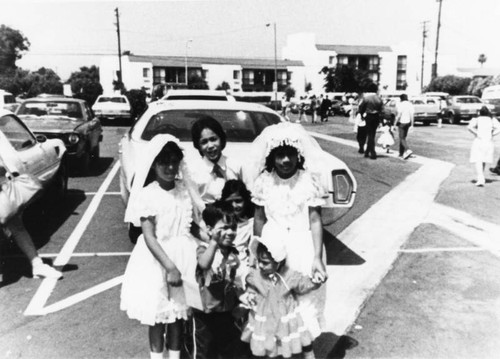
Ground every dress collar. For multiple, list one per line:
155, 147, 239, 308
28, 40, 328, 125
202, 154, 227, 171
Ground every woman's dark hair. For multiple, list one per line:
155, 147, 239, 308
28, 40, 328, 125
479, 106, 492, 117
400, 94, 408, 102
202, 200, 237, 229
191, 116, 227, 156
144, 141, 183, 186
264, 145, 305, 172
220, 179, 254, 219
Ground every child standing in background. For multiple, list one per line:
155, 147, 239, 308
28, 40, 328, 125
120, 135, 200, 359
377, 118, 395, 153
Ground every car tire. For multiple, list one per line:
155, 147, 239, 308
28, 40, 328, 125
445, 112, 455, 125
55, 157, 68, 199
91, 144, 100, 167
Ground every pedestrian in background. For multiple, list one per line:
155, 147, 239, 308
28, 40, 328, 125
467, 106, 500, 186
309, 95, 318, 123
393, 93, 414, 160
354, 111, 367, 154
320, 94, 332, 122
298, 96, 307, 123
377, 117, 395, 153
358, 85, 383, 159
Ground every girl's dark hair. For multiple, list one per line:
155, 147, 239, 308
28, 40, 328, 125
144, 141, 183, 186
400, 93, 408, 102
191, 116, 227, 156
264, 145, 305, 172
479, 106, 492, 117
220, 179, 254, 219
202, 200, 237, 229
256, 242, 285, 267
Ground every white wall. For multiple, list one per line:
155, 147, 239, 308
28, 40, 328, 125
202, 64, 242, 91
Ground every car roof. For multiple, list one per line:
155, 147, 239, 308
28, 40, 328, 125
146, 99, 277, 114
164, 89, 229, 96
21, 97, 86, 103
0, 108, 16, 117
97, 94, 127, 98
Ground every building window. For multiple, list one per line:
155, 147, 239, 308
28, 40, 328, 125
329, 56, 335, 65
278, 71, 287, 85
368, 56, 379, 71
233, 70, 240, 80
337, 56, 348, 66
143, 68, 150, 78
153, 68, 166, 84
396, 55, 407, 90
397, 55, 407, 71
243, 70, 254, 85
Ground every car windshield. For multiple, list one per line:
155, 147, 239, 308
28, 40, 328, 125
166, 95, 228, 101
456, 97, 481, 104
97, 97, 127, 103
139, 109, 281, 142
17, 101, 83, 119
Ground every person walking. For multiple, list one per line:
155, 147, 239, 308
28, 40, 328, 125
489, 157, 500, 175
358, 86, 383, 159
467, 106, 500, 186
319, 95, 332, 122
309, 95, 318, 123
393, 93, 415, 160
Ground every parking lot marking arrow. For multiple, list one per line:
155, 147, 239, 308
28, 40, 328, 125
24, 161, 121, 316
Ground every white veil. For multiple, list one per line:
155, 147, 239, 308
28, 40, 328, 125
124, 134, 204, 227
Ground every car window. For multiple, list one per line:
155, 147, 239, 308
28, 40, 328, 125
17, 101, 83, 119
469, 97, 481, 103
165, 95, 228, 101
412, 99, 424, 105
140, 109, 281, 142
0, 114, 36, 150
98, 96, 127, 103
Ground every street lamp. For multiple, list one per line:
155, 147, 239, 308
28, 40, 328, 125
185, 39, 193, 86
266, 22, 278, 110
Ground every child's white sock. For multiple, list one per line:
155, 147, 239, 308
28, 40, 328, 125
167, 349, 180, 359
149, 351, 163, 359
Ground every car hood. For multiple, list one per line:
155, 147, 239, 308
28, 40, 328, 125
19, 115, 82, 132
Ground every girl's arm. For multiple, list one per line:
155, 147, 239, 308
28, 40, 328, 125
253, 205, 267, 237
309, 206, 327, 282
141, 217, 182, 286
467, 118, 478, 136
197, 239, 218, 270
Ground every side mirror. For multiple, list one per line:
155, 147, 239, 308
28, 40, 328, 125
36, 134, 47, 143
330, 169, 355, 205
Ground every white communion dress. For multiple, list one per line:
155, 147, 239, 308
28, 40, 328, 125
120, 181, 199, 326
252, 169, 327, 338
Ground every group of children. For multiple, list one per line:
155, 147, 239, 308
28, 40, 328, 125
120, 121, 329, 359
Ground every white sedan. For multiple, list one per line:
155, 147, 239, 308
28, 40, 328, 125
119, 100, 357, 224
92, 95, 131, 122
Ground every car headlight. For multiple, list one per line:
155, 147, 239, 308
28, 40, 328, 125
331, 169, 355, 205
68, 133, 80, 144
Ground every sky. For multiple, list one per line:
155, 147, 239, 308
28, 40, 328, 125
1, 0, 499, 80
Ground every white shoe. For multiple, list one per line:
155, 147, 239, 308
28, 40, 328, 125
32, 263, 62, 279
403, 150, 413, 159
475, 180, 485, 187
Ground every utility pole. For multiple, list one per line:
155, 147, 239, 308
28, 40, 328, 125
432, 0, 443, 79
114, 7, 123, 91
266, 22, 278, 110
421, 21, 429, 91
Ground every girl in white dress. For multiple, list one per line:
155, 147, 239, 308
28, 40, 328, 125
248, 122, 329, 343
120, 135, 201, 359
468, 106, 500, 186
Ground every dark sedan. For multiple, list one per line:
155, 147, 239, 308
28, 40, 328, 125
16, 97, 103, 174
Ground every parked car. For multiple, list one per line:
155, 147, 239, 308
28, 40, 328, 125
92, 95, 132, 122
16, 97, 102, 174
119, 100, 357, 239
481, 85, 500, 116
441, 95, 495, 124
162, 89, 236, 102
409, 96, 441, 125
0, 109, 67, 205
0, 90, 16, 110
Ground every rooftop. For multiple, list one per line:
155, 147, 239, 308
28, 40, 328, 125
316, 44, 392, 55
127, 55, 303, 69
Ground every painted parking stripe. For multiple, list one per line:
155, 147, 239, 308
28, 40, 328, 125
311, 132, 455, 335
24, 161, 121, 316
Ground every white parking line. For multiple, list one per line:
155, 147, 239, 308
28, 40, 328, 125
310, 132, 456, 335
24, 161, 121, 316
39, 252, 131, 257
399, 247, 487, 253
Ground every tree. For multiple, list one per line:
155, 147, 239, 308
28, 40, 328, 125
284, 85, 295, 101
320, 65, 375, 93
187, 73, 208, 89
68, 65, 103, 105
0, 25, 30, 73
478, 53, 487, 68
215, 81, 230, 91
424, 75, 471, 95
0, 67, 62, 97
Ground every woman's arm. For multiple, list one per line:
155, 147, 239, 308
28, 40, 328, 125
142, 217, 182, 285
309, 206, 327, 282
253, 205, 267, 237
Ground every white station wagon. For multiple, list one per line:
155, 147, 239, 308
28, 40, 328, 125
119, 100, 357, 228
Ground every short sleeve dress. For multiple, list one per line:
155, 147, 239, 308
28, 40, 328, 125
252, 169, 327, 338
469, 116, 500, 163
120, 181, 199, 326
241, 267, 319, 358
